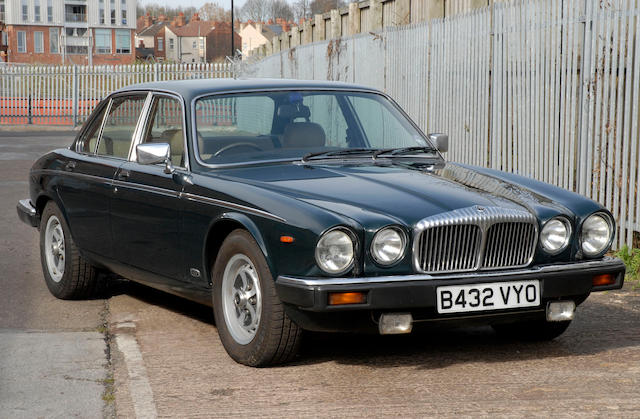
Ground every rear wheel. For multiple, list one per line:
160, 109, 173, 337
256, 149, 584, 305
212, 230, 302, 366
39, 201, 101, 299
492, 319, 571, 341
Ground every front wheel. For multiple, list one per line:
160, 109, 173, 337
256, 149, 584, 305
492, 319, 571, 341
212, 230, 302, 366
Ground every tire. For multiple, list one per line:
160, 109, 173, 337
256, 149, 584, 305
492, 319, 571, 341
212, 229, 302, 367
39, 201, 101, 299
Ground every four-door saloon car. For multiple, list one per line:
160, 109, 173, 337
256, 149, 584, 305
18, 79, 625, 366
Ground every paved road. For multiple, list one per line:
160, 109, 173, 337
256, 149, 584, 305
2, 130, 640, 418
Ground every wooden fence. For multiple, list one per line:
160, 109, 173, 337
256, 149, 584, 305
250, 0, 640, 249
0, 63, 233, 126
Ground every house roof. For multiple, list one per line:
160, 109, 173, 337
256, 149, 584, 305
137, 21, 167, 37
170, 20, 216, 37
265, 24, 283, 36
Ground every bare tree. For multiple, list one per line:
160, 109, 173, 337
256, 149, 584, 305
292, 0, 312, 20
239, 0, 294, 22
198, 1, 230, 22
270, 0, 294, 21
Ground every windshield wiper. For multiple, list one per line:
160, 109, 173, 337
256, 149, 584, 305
302, 148, 378, 162
372, 146, 437, 159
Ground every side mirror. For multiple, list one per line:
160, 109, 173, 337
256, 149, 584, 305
136, 143, 174, 174
429, 133, 449, 153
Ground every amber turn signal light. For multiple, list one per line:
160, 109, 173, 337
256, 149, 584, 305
328, 292, 367, 305
592, 273, 616, 287
280, 236, 295, 243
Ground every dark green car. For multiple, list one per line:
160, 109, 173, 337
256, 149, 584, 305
17, 79, 625, 366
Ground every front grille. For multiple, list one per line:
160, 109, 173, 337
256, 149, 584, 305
482, 222, 538, 269
413, 206, 538, 273
417, 224, 481, 272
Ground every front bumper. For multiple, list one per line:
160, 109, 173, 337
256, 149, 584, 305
16, 199, 38, 228
276, 257, 625, 331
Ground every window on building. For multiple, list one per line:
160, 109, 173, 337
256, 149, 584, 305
17, 31, 26, 53
199, 38, 204, 49
121, 0, 126, 24
115, 30, 130, 53
34, 31, 43, 53
49, 28, 59, 53
99, 0, 105, 24
35, 0, 41, 21
2, 32, 7, 47
47, 0, 52, 22
95, 29, 111, 54
169, 38, 174, 50
110, 0, 115, 24
192, 41, 196, 49
157, 38, 163, 51
77, 28, 87, 37
21, 0, 28, 21
0, 0, 5, 22
66, 45, 88, 54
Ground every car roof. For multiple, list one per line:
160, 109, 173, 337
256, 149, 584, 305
116, 78, 383, 102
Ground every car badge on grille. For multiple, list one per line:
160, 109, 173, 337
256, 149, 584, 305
476, 205, 486, 212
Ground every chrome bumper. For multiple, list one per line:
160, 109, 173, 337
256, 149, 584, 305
16, 199, 38, 228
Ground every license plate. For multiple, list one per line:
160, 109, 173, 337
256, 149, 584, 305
436, 280, 540, 314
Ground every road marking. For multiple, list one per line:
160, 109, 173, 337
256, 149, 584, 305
115, 334, 158, 419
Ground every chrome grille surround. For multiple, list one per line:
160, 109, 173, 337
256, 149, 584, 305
412, 206, 538, 274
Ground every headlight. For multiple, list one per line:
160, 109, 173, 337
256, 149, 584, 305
371, 227, 406, 265
315, 228, 355, 274
581, 213, 613, 257
540, 217, 571, 254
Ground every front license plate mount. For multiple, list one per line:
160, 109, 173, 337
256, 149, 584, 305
436, 280, 540, 314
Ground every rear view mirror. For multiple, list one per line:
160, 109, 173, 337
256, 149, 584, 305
136, 143, 174, 174
429, 133, 449, 153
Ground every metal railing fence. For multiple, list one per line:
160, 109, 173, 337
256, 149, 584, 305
249, 0, 640, 249
0, 62, 233, 126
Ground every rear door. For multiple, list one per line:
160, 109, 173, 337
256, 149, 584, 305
57, 93, 148, 258
110, 92, 188, 281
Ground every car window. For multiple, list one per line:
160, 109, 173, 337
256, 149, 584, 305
348, 96, 417, 148
78, 103, 108, 154
97, 94, 147, 159
141, 95, 186, 167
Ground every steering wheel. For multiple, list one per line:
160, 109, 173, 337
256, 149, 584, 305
213, 142, 263, 157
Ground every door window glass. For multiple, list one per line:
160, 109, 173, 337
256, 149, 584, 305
141, 96, 185, 167
97, 94, 147, 159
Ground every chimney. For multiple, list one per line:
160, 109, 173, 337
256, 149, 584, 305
299, 18, 305, 26
143, 12, 153, 28
267, 19, 274, 25
158, 15, 166, 22
256, 23, 262, 33
175, 12, 186, 27
191, 13, 200, 22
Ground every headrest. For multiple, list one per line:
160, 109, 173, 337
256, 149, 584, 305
282, 122, 326, 148
277, 104, 311, 120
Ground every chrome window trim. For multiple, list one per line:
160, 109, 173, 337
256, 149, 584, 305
127, 92, 154, 162
129, 91, 190, 171
412, 206, 539, 274
189, 87, 442, 169
276, 257, 624, 287
75, 98, 112, 155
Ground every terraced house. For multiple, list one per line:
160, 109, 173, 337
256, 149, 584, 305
0, 0, 135, 64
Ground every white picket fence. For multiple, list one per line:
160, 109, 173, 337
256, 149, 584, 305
0, 62, 233, 126
250, 0, 640, 250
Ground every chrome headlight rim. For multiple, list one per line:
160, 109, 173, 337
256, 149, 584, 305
370, 226, 408, 267
314, 227, 357, 276
539, 216, 572, 255
580, 212, 614, 258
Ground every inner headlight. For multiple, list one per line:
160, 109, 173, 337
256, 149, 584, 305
581, 213, 613, 257
315, 228, 355, 274
371, 227, 406, 265
540, 217, 571, 254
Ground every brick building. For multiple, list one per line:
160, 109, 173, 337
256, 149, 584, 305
0, 0, 136, 64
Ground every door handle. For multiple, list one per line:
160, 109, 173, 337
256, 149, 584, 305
117, 170, 130, 180
64, 161, 76, 172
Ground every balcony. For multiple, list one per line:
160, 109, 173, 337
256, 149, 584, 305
65, 13, 86, 23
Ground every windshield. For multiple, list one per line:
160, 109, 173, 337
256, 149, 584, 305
194, 90, 435, 165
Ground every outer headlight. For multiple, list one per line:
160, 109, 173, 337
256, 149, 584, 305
581, 213, 613, 257
371, 227, 406, 265
315, 228, 355, 274
540, 217, 571, 254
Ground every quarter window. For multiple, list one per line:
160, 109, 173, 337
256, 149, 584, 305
79, 103, 109, 153
141, 96, 185, 167
97, 94, 147, 159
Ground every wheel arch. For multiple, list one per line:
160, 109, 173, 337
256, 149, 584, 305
203, 212, 275, 283
35, 192, 69, 230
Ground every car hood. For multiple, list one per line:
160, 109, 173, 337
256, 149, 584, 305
214, 161, 579, 227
